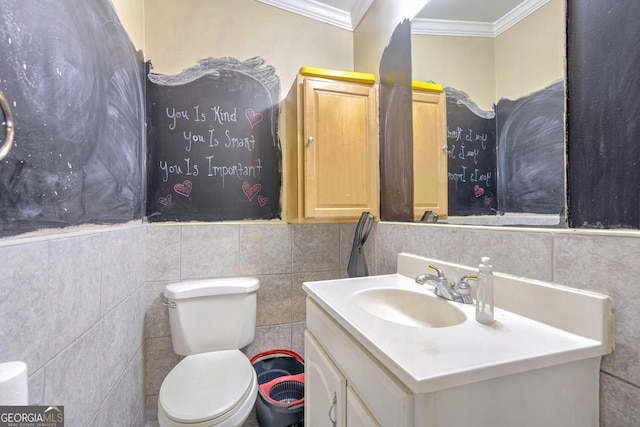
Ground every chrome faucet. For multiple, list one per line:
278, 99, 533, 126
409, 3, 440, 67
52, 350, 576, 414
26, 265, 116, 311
456, 275, 478, 303
415, 265, 475, 304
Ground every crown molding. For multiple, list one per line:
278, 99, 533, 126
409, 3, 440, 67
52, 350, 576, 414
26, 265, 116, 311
412, 18, 495, 37
412, 0, 550, 38
494, 0, 550, 35
258, 0, 549, 36
258, 0, 374, 31
349, 0, 374, 30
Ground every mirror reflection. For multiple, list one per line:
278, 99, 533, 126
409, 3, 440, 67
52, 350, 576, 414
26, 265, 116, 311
411, 0, 566, 226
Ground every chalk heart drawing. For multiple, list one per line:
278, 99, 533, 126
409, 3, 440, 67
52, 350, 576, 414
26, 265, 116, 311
174, 180, 193, 197
245, 109, 263, 129
242, 182, 261, 201
158, 194, 172, 206
473, 185, 484, 198
258, 195, 268, 207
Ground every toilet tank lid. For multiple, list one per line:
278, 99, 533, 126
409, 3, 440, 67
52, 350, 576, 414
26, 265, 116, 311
164, 277, 259, 300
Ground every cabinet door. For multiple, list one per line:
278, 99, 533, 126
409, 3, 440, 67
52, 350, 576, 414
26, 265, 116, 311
346, 386, 381, 427
413, 90, 448, 220
302, 78, 378, 220
305, 331, 346, 426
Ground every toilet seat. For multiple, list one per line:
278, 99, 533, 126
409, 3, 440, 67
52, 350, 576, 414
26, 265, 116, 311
159, 350, 257, 426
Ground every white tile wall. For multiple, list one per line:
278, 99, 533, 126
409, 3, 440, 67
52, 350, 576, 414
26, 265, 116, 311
4, 220, 637, 426
47, 234, 102, 358
180, 224, 240, 278
0, 224, 146, 426
1, 242, 49, 372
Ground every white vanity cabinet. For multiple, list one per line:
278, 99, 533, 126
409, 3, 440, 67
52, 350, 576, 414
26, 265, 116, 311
305, 299, 413, 427
345, 386, 381, 427
305, 330, 384, 426
303, 253, 615, 427
304, 331, 346, 426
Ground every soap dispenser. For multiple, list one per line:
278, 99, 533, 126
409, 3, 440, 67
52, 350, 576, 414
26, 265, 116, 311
476, 257, 494, 324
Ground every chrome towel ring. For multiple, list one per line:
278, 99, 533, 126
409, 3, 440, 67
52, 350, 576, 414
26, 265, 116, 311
0, 89, 15, 161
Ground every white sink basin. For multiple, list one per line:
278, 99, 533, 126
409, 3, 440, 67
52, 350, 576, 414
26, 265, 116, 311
352, 287, 466, 328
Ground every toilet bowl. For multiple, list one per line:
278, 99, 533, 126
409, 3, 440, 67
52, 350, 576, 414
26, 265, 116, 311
157, 278, 260, 427
158, 351, 257, 427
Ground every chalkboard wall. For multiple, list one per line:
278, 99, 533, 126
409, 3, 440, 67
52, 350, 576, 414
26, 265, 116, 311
0, 0, 145, 237
567, 1, 640, 228
444, 82, 565, 217
445, 89, 497, 216
379, 19, 414, 222
146, 57, 281, 221
496, 81, 565, 215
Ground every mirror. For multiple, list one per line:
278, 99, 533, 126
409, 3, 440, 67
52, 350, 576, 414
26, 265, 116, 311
411, 0, 566, 226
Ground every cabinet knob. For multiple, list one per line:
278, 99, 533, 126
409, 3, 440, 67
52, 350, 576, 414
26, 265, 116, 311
307, 136, 314, 144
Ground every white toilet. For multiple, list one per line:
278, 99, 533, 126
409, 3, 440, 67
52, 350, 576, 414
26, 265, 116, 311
158, 277, 260, 427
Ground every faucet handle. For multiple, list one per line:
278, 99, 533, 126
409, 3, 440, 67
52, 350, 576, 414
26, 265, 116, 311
428, 264, 446, 278
457, 275, 478, 296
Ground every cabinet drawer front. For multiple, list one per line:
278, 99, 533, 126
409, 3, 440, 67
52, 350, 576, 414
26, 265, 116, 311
307, 299, 413, 427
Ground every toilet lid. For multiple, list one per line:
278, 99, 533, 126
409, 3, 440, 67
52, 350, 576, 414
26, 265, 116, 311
159, 350, 255, 424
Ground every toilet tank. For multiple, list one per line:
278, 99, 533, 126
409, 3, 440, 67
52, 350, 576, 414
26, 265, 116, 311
164, 277, 259, 356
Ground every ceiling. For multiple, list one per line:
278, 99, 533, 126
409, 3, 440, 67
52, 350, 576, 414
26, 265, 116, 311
257, 0, 549, 36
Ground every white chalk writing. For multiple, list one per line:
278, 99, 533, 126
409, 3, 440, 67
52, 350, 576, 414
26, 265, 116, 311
205, 156, 262, 187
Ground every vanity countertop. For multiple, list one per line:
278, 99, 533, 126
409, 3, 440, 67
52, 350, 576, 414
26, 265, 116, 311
303, 254, 614, 394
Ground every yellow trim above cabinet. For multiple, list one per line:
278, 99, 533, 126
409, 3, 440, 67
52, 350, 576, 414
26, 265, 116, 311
412, 80, 443, 92
299, 66, 376, 85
